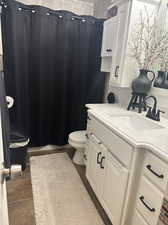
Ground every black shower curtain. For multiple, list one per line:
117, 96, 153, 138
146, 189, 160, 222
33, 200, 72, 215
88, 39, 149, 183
1, 0, 105, 146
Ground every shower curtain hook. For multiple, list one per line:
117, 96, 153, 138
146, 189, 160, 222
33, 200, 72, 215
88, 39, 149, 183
72, 18, 74, 21
32, 10, 36, 13
18, 7, 22, 11
46, 12, 50, 16
4, 4, 7, 8
82, 19, 86, 23
59, 15, 63, 18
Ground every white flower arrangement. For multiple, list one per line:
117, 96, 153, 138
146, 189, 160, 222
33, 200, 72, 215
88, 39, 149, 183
129, 3, 168, 70
157, 44, 168, 71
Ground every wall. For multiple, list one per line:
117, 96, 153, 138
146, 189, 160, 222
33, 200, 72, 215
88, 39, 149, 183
19, 0, 94, 15
93, 0, 111, 18
107, 84, 168, 119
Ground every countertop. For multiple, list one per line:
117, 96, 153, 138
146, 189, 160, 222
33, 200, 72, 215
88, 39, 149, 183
86, 104, 168, 163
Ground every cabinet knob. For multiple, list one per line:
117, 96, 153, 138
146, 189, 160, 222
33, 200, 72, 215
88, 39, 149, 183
100, 156, 105, 169
97, 152, 102, 164
106, 48, 112, 52
114, 65, 119, 78
84, 154, 87, 161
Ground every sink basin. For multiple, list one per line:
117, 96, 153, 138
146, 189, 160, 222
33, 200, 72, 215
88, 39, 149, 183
108, 114, 164, 131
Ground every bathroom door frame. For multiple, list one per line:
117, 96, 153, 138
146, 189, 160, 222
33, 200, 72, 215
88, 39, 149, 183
0, 9, 9, 225
0, 111, 9, 225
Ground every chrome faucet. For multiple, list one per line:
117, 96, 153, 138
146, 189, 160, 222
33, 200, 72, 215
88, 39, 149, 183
145, 96, 165, 121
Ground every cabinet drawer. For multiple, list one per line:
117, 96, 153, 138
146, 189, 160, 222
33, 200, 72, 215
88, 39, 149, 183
143, 152, 168, 192
136, 177, 163, 225
90, 116, 133, 168
132, 210, 148, 225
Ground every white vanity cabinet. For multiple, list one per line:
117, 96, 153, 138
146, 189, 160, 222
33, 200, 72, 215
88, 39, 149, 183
101, 0, 158, 87
86, 113, 133, 225
86, 105, 168, 225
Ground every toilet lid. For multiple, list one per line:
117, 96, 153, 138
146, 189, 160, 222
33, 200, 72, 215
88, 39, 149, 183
69, 130, 86, 144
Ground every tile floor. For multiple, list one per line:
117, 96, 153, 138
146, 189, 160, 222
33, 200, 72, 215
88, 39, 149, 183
7, 165, 36, 225
7, 148, 112, 225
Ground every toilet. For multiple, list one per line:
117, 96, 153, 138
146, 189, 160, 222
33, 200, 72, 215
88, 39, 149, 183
68, 130, 86, 165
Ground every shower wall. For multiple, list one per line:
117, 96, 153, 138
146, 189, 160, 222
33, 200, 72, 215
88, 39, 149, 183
94, 0, 110, 18
19, 0, 94, 15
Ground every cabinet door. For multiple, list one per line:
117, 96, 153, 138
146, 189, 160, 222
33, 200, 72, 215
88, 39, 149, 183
132, 210, 148, 225
102, 151, 128, 225
101, 15, 118, 57
86, 134, 105, 197
110, 1, 130, 85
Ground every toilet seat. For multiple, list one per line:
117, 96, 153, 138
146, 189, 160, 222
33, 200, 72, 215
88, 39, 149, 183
68, 131, 86, 146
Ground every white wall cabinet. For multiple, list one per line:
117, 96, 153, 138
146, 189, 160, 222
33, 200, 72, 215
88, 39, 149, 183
110, 1, 130, 85
101, 0, 159, 87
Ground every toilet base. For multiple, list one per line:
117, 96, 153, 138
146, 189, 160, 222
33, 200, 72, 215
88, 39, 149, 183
73, 149, 84, 165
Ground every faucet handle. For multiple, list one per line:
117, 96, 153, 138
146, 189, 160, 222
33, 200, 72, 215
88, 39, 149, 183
159, 110, 165, 114
155, 109, 165, 121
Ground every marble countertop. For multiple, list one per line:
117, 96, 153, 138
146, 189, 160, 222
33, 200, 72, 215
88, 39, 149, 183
86, 104, 168, 163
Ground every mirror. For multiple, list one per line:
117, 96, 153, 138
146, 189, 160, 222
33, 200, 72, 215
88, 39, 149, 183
154, 1, 168, 90
128, 0, 168, 90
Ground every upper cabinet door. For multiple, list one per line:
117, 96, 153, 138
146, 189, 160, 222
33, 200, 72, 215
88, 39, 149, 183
101, 15, 118, 58
110, 1, 130, 85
